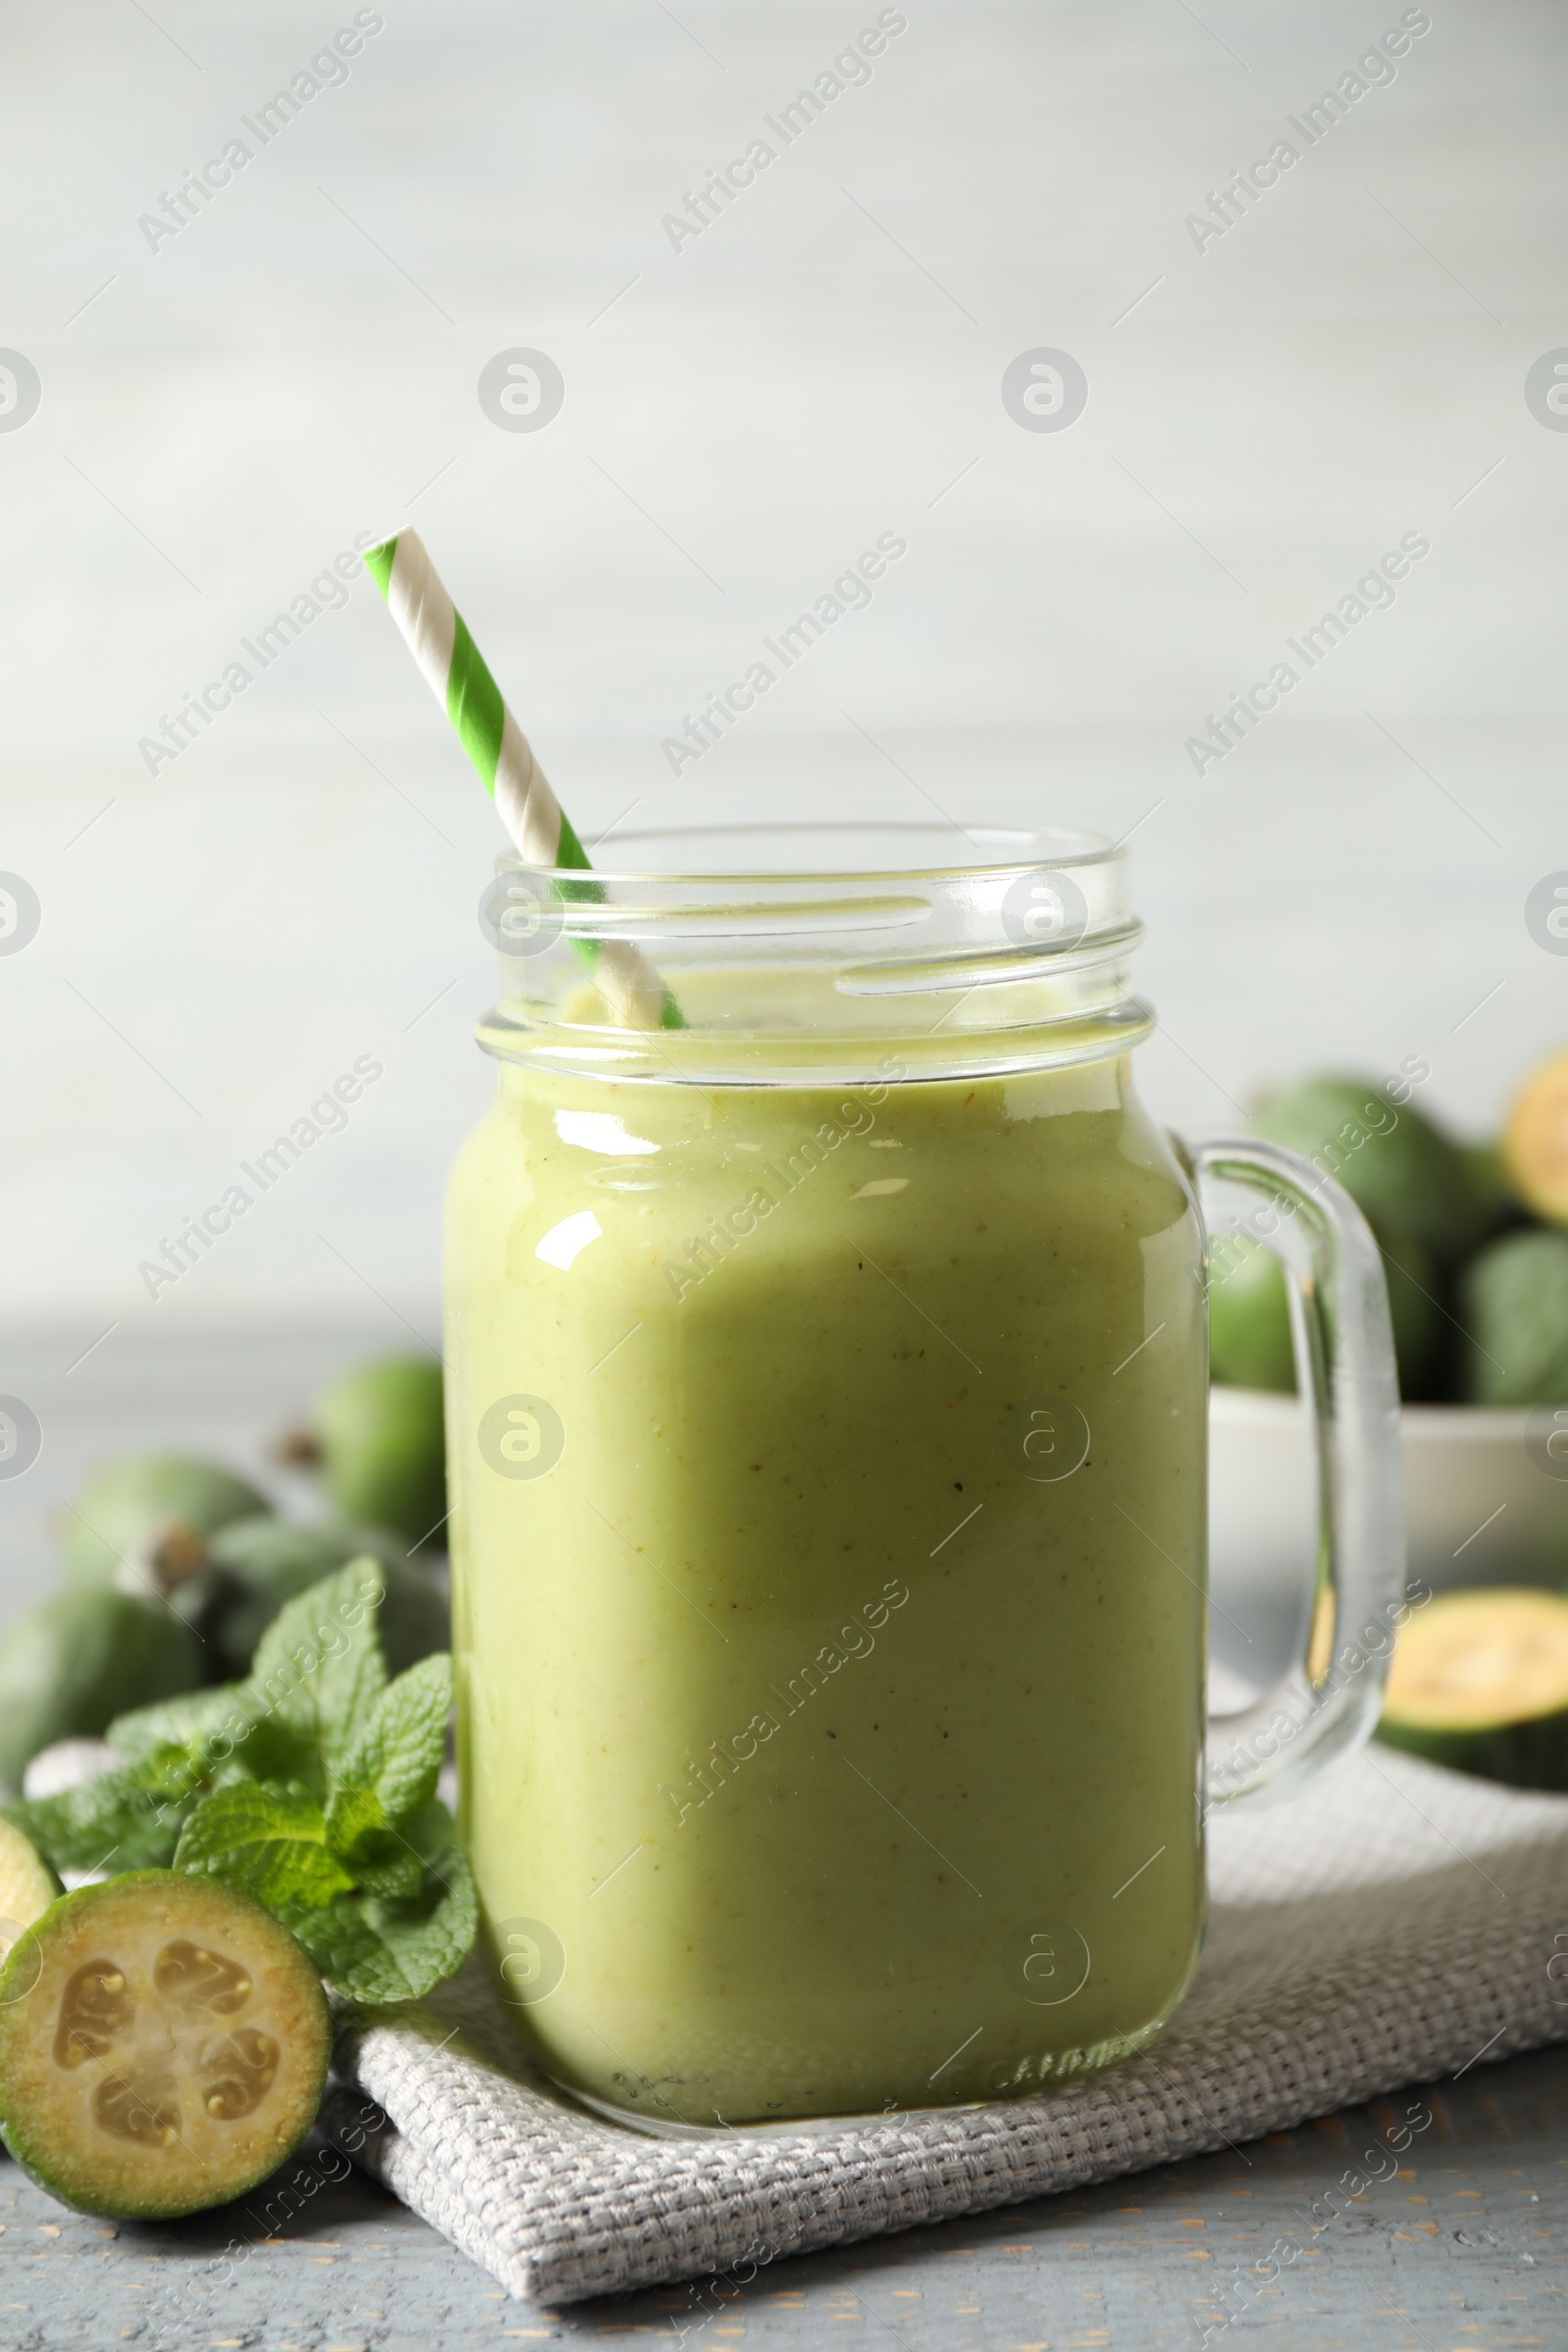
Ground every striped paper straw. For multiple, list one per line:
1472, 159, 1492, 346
364, 529, 683, 1031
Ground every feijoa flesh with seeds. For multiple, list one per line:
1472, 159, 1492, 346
0, 1871, 329, 2218
1377, 1588, 1568, 1788
0, 1819, 58, 1965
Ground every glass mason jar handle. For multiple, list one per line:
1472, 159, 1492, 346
1186, 1136, 1406, 1809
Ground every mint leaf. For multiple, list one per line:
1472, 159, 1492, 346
174, 1781, 355, 1909
247, 1558, 388, 1765
111, 1681, 320, 1795
291, 1802, 476, 2003
325, 1653, 451, 1858
5, 1755, 188, 1875
16, 1563, 476, 2013
109, 1686, 243, 1759
345, 1839, 424, 1901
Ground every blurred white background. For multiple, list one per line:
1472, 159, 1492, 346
3, 0, 1566, 1604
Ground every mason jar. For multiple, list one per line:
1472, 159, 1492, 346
444, 825, 1403, 2128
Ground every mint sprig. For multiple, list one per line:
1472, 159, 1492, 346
4, 1558, 475, 2006
5, 1754, 197, 1875
173, 1782, 356, 1909
288, 1803, 477, 2005
325, 1652, 451, 1857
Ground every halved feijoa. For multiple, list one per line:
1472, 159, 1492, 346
0, 1819, 57, 1965
1503, 1049, 1568, 1227
0, 1871, 329, 2218
1377, 1588, 1568, 1788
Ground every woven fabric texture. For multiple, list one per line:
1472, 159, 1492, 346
330, 1747, 1568, 2306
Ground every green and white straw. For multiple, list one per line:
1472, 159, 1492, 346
364, 528, 682, 1031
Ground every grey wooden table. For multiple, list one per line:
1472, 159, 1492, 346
3, 1344, 1566, 2350
1, 2041, 1563, 2351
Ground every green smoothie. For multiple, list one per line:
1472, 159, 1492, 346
445, 1032, 1207, 2124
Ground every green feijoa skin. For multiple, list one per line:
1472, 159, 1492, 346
201, 1518, 448, 1679
1208, 1237, 1294, 1392
1378, 1588, 1568, 1788
312, 1358, 446, 1550
59, 1456, 268, 1588
1378, 1225, 1443, 1403
1254, 1075, 1489, 1267
1457, 1229, 1568, 1407
0, 1593, 204, 1796
1208, 1225, 1439, 1401
1460, 1139, 1522, 1236
201, 1517, 381, 1676
368, 1554, 449, 1679
0, 1872, 329, 2220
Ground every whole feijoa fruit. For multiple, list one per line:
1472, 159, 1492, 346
201, 1517, 447, 1678
1209, 1224, 1440, 1400
59, 1456, 267, 1588
1254, 1075, 1488, 1267
1460, 1138, 1520, 1237
1457, 1229, 1568, 1406
311, 1358, 446, 1550
1208, 1237, 1295, 1392
0, 1592, 203, 1794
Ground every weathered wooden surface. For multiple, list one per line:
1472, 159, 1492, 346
5, 2041, 1563, 2348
